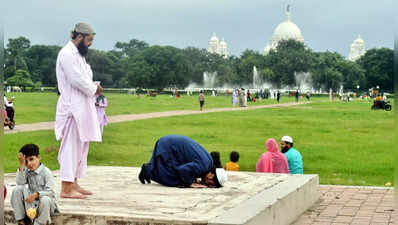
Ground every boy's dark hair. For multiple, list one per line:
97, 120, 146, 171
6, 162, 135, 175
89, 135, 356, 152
230, 151, 239, 163
19, 144, 40, 157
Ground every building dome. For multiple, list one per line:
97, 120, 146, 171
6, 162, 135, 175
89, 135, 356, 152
353, 35, 364, 44
210, 33, 219, 42
219, 38, 227, 47
207, 33, 229, 58
208, 33, 220, 54
272, 20, 304, 43
348, 35, 366, 61
219, 38, 228, 58
264, 5, 304, 54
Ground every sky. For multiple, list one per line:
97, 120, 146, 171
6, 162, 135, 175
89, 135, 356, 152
3, 0, 395, 57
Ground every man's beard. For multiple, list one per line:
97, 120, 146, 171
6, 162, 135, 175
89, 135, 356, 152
77, 39, 89, 57
281, 146, 290, 153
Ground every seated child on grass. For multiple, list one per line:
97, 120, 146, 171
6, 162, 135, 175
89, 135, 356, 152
11, 144, 59, 225
225, 151, 240, 171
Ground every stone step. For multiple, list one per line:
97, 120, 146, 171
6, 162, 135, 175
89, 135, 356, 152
4, 166, 319, 225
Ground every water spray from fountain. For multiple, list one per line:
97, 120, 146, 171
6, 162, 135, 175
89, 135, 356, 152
203, 71, 217, 88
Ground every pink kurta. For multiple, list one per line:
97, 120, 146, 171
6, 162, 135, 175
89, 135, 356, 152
55, 41, 101, 182
96, 97, 108, 135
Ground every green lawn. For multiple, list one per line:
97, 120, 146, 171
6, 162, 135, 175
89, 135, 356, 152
5, 92, 302, 124
3, 98, 393, 186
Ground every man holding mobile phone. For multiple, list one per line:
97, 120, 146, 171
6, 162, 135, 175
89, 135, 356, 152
55, 22, 102, 199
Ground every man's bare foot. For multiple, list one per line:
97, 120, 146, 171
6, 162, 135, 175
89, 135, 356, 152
60, 190, 87, 199
75, 187, 93, 195
73, 183, 93, 195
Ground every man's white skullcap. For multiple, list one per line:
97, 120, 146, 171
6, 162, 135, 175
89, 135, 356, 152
73, 22, 95, 35
281, 136, 293, 143
215, 168, 228, 187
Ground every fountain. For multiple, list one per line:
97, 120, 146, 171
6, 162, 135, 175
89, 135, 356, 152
203, 71, 217, 88
253, 66, 262, 89
339, 85, 344, 96
294, 71, 312, 91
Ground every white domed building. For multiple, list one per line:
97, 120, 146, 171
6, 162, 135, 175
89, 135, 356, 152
348, 35, 366, 61
208, 33, 219, 54
264, 5, 304, 54
219, 38, 229, 58
207, 33, 229, 58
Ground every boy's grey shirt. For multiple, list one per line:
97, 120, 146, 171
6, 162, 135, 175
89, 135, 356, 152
16, 163, 56, 199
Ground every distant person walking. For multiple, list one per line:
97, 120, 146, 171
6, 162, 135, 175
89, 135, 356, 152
199, 90, 205, 111
276, 91, 281, 103
232, 89, 238, 107
242, 88, 248, 107
280, 136, 303, 174
295, 90, 299, 102
239, 89, 243, 107
55, 22, 102, 199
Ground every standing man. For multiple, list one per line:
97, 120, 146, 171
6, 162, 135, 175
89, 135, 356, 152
295, 90, 299, 102
276, 90, 281, 103
280, 136, 303, 174
55, 22, 102, 199
199, 90, 205, 111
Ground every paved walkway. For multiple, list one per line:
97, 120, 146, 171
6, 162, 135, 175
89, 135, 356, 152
292, 185, 395, 225
4, 101, 309, 134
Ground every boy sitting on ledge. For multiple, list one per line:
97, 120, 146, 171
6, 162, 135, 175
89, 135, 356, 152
11, 144, 59, 225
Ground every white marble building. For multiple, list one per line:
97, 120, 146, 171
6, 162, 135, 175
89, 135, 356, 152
207, 33, 229, 58
264, 5, 304, 54
348, 35, 366, 61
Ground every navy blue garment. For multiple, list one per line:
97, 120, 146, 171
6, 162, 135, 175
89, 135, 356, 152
144, 135, 214, 187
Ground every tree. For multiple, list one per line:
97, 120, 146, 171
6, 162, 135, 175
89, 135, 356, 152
236, 50, 264, 86
182, 47, 210, 85
310, 51, 345, 91
261, 68, 275, 86
337, 60, 365, 91
266, 39, 312, 88
25, 45, 60, 85
6, 37, 31, 70
125, 45, 190, 90
114, 39, 149, 57
127, 56, 157, 88
358, 48, 393, 92
87, 49, 114, 86
7, 69, 34, 90
107, 50, 128, 87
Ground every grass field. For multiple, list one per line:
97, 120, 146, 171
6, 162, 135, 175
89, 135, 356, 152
3, 93, 393, 187
5, 92, 301, 124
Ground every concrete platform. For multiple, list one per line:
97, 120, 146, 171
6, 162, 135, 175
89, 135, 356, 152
4, 166, 319, 225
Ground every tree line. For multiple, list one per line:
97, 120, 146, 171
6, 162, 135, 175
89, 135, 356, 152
4, 36, 393, 92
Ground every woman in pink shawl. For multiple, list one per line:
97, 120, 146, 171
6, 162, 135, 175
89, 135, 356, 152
256, 138, 289, 173
95, 94, 108, 135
